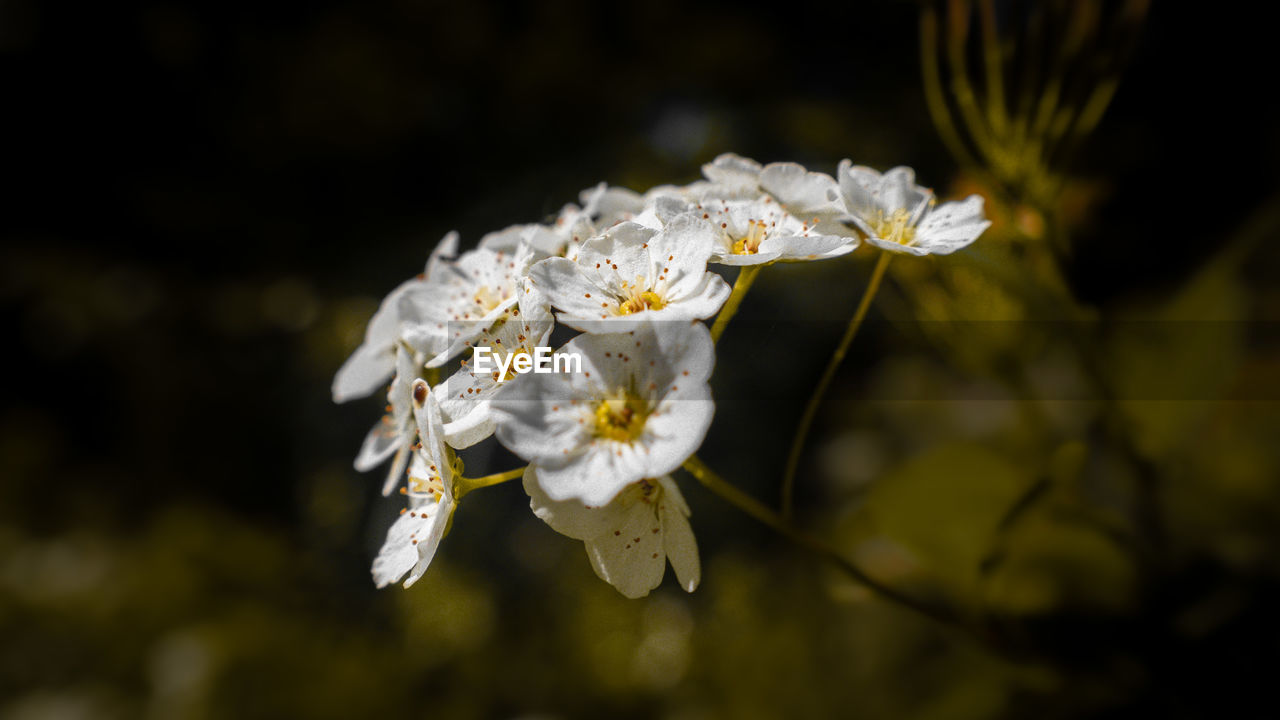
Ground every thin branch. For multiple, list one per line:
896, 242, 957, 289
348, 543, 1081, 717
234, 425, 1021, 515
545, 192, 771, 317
781, 251, 891, 519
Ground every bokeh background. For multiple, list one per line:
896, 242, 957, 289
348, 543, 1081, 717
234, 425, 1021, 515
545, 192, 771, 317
4, 0, 1280, 718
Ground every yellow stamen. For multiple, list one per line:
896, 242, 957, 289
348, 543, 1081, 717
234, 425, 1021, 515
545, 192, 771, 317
871, 209, 916, 246
593, 389, 649, 442
499, 348, 533, 382
409, 473, 446, 502
618, 288, 666, 315
731, 219, 768, 255
473, 285, 504, 312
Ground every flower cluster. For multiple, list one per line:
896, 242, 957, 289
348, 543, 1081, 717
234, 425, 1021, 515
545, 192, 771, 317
335, 154, 990, 598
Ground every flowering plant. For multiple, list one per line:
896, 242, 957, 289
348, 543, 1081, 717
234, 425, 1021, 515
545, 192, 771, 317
334, 154, 989, 602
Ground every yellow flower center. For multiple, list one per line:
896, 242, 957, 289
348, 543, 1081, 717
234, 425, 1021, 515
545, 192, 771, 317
618, 288, 666, 315
409, 472, 446, 503
730, 219, 768, 255
473, 285, 504, 313
593, 389, 649, 442
871, 208, 916, 246
499, 348, 533, 383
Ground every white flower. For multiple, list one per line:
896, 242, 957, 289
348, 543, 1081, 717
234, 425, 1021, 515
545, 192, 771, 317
629, 156, 854, 265
372, 380, 457, 589
525, 469, 699, 598
478, 224, 566, 260
698, 197, 855, 265
436, 279, 555, 449
490, 319, 716, 507
331, 232, 458, 403
645, 153, 766, 204
834, 161, 991, 256
478, 204, 598, 262
580, 182, 646, 227
420, 242, 536, 368
758, 160, 855, 227
354, 344, 421, 496
528, 215, 731, 334
699, 152, 765, 198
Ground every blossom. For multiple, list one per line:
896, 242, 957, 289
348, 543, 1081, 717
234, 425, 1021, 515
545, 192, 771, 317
834, 161, 991, 256
698, 197, 856, 265
354, 344, 420, 495
528, 215, 731, 334
525, 469, 700, 598
490, 319, 716, 507
479, 203, 598, 262
699, 152, 765, 198
580, 182, 647, 227
644, 153, 766, 204
420, 242, 536, 368
757, 160, 848, 219
372, 379, 457, 589
435, 279, 555, 449
627, 157, 852, 265
331, 232, 458, 403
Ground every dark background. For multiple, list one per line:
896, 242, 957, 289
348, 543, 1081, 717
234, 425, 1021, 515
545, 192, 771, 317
4, 1, 1279, 718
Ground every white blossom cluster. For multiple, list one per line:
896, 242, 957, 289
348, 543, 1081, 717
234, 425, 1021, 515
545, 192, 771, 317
333, 154, 990, 598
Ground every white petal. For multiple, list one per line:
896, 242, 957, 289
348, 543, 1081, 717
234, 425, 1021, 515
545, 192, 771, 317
410, 383, 453, 487
645, 318, 716, 384
878, 166, 932, 216
657, 476, 700, 592
478, 224, 533, 253
371, 492, 452, 590
523, 465, 620, 540
864, 236, 933, 256
354, 416, 402, 471
479, 224, 568, 260
371, 510, 431, 588
711, 249, 783, 266
403, 503, 452, 588
759, 162, 844, 216
578, 222, 658, 293
701, 153, 763, 195
529, 257, 612, 318
641, 382, 715, 479
332, 343, 395, 404
915, 195, 991, 255
581, 183, 646, 225
584, 493, 666, 598
763, 233, 858, 262
441, 402, 495, 449
836, 160, 884, 221
556, 314, 658, 335
533, 441, 651, 507
649, 213, 717, 296
647, 195, 692, 226
425, 232, 459, 280
380, 441, 412, 497
661, 273, 731, 321
490, 371, 591, 464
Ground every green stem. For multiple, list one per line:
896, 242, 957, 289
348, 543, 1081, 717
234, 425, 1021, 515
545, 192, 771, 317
682, 455, 961, 628
710, 265, 762, 344
456, 466, 526, 499
781, 251, 891, 519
